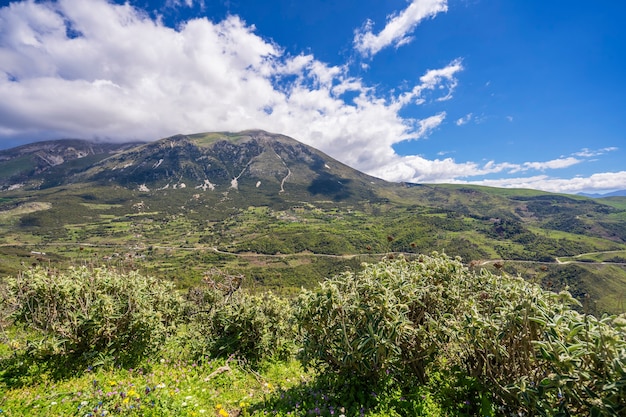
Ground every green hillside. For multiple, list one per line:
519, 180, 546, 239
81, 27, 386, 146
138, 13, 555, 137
0, 131, 625, 314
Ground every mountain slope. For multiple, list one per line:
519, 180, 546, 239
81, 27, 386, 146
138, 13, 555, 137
77, 130, 386, 204
0, 139, 139, 190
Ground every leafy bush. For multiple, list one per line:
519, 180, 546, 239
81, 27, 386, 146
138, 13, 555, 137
189, 288, 297, 364
297, 253, 626, 416
2, 266, 184, 366
296, 253, 466, 384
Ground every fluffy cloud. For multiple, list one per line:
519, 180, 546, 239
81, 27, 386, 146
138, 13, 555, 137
0, 0, 623, 195
513, 157, 581, 173
0, 0, 459, 174
464, 171, 626, 194
353, 0, 448, 57
368, 152, 615, 193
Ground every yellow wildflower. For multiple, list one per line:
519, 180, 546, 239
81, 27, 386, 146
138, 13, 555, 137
218, 408, 229, 417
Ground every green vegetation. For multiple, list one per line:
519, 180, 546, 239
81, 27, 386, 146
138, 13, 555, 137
2, 257, 625, 416
2, 184, 625, 313
1, 134, 626, 415
3, 267, 184, 370
1, 134, 626, 315
187, 278, 297, 363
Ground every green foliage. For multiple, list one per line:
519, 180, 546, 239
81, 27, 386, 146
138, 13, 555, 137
189, 288, 297, 364
297, 253, 626, 416
3, 174, 626, 314
296, 253, 467, 384
1, 256, 625, 416
2, 266, 184, 368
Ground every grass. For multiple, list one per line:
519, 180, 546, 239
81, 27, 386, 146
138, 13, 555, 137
0, 355, 454, 417
0, 327, 465, 417
0, 333, 444, 417
557, 249, 626, 263
0, 353, 311, 416
2, 257, 626, 416
0, 155, 37, 180
0, 202, 52, 222
599, 197, 626, 211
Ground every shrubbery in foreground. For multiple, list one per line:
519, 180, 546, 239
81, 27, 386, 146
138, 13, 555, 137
187, 287, 297, 363
2, 255, 626, 416
297, 253, 626, 416
2, 266, 184, 367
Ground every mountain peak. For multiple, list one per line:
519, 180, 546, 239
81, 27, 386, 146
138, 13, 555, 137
93, 130, 384, 202
0, 131, 385, 204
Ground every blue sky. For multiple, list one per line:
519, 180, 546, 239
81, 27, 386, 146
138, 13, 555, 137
0, 0, 624, 193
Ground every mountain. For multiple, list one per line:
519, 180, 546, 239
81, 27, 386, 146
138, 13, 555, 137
0, 139, 140, 190
1, 131, 386, 206
579, 190, 626, 198
1, 130, 625, 314
78, 130, 387, 204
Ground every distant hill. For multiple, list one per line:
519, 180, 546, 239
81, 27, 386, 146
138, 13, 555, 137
578, 190, 626, 198
1, 130, 625, 314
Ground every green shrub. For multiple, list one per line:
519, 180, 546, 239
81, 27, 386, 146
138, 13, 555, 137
297, 259, 415, 384
297, 253, 626, 416
189, 288, 297, 364
296, 253, 471, 385
2, 266, 184, 367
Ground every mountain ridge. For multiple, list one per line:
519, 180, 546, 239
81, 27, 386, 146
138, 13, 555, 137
578, 190, 626, 198
1, 130, 387, 204
0, 139, 141, 190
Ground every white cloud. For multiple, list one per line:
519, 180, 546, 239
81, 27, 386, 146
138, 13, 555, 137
416, 112, 446, 137
353, 0, 448, 57
370, 154, 569, 184
367, 153, 621, 193
456, 113, 472, 126
166, 0, 204, 9
0, 0, 463, 176
397, 58, 463, 105
573, 147, 618, 158
0, 0, 622, 196
464, 171, 626, 194
512, 157, 581, 173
